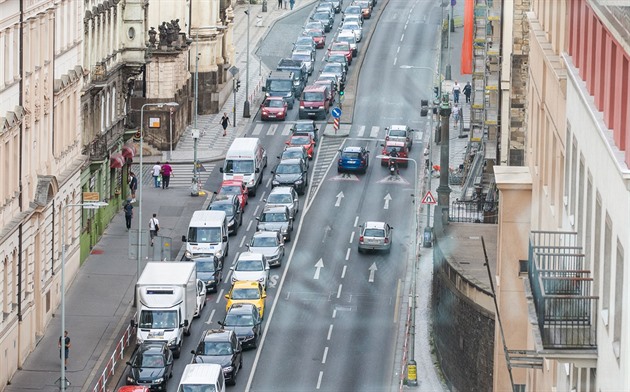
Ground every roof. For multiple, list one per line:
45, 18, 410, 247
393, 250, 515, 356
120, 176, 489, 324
190, 210, 227, 225
138, 262, 195, 284
389, 125, 408, 130
180, 363, 222, 384
364, 221, 387, 229
269, 186, 295, 194
237, 252, 264, 261
343, 146, 364, 152
202, 328, 233, 342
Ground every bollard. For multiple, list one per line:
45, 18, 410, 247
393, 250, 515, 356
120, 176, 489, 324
256, 15, 263, 27
406, 359, 418, 386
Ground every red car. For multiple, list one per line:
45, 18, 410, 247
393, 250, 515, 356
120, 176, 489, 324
218, 179, 249, 210
261, 97, 288, 121
380, 141, 409, 166
286, 134, 316, 159
303, 29, 326, 49
328, 42, 353, 64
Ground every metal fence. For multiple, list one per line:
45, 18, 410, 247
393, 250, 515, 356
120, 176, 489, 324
92, 313, 136, 392
449, 200, 498, 223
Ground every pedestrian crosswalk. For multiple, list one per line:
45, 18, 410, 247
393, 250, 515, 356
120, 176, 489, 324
248, 121, 427, 141
131, 163, 215, 189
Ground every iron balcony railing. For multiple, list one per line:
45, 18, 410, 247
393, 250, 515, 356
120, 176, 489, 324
449, 200, 498, 224
528, 231, 598, 349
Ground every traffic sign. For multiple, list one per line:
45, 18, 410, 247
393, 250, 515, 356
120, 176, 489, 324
331, 107, 342, 118
421, 191, 437, 204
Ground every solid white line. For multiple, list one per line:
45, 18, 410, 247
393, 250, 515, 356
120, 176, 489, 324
246, 220, 253, 231
327, 324, 334, 340
341, 265, 347, 278
303, 135, 345, 215
393, 279, 402, 323
354, 216, 359, 227
336, 284, 342, 298
349, 231, 355, 243
258, 191, 266, 201
239, 236, 246, 248
322, 347, 329, 364
215, 289, 224, 304
345, 248, 350, 261
316, 371, 323, 389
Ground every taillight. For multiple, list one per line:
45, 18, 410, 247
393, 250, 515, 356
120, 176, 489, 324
385, 135, 390, 141
338, 159, 342, 163
406, 137, 410, 142
384, 238, 389, 244
359, 236, 364, 242
361, 159, 366, 165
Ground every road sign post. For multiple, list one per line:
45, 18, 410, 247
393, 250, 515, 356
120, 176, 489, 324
421, 191, 437, 248
333, 118, 339, 133
331, 107, 341, 134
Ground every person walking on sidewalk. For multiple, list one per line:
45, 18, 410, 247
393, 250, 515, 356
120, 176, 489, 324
124, 199, 134, 230
161, 162, 173, 189
452, 81, 461, 104
58, 330, 71, 370
283, 0, 288, 9
220, 113, 230, 136
452, 103, 460, 127
463, 81, 472, 103
277, 0, 282, 9
149, 214, 160, 246
289, 0, 295, 10
152, 161, 162, 188
128, 172, 138, 202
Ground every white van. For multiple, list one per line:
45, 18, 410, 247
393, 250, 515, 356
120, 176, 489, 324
182, 211, 229, 262
177, 363, 225, 392
220, 138, 267, 195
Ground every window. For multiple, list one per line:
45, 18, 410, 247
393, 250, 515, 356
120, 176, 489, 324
577, 156, 585, 238
586, 175, 596, 296
613, 240, 624, 358
569, 136, 578, 219
602, 213, 612, 327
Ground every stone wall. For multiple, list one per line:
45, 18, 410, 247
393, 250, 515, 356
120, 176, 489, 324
432, 242, 495, 392
509, 0, 531, 166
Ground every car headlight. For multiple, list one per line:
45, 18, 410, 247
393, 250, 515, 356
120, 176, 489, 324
154, 377, 164, 384
224, 366, 234, 372
262, 110, 268, 114
127, 376, 135, 383
299, 105, 305, 109
272, 180, 280, 186
168, 337, 177, 346
265, 92, 270, 97
248, 179, 255, 186
295, 179, 303, 185
184, 251, 192, 260
215, 249, 223, 258
136, 336, 144, 344
281, 228, 288, 234
228, 218, 235, 227
319, 105, 324, 109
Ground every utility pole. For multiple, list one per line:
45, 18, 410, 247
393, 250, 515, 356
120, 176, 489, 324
436, 93, 452, 232
243, 2, 251, 117
192, 38, 200, 196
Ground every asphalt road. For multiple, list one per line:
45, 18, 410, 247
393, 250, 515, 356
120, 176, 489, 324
115, 0, 443, 390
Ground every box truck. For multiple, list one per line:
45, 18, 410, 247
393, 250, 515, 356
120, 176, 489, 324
134, 262, 196, 358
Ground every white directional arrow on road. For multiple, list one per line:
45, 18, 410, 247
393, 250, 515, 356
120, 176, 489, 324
368, 263, 378, 283
314, 258, 324, 280
383, 193, 392, 210
335, 192, 345, 207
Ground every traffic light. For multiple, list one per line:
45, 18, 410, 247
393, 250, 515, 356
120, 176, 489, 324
338, 81, 344, 96
235, 80, 241, 91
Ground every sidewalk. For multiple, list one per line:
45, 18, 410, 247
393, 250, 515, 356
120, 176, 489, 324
3, 3, 310, 392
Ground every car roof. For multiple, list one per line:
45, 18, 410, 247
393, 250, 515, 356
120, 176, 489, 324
343, 146, 364, 153
263, 205, 290, 213
253, 230, 280, 238
202, 329, 234, 342
364, 221, 387, 229
237, 252, 264, 261
389, 124, 408, 131
221, 179, 245, 186
292, 50, 312, 55
231, 280, 261, 289
269, 186, 296, 194
227, 302, 258, 314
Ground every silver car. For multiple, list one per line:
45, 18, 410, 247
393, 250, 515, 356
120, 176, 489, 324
291, 50, 315, 75
341, 21, 362, 42
358, 221, 393, 253
248, 231, 285, 267
256, 206, 294, 241
264, 186, 299, 219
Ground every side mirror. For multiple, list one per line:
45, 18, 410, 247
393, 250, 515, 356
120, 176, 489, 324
263, 199, 267, 202
183, 320, 189, 327
126, 361, 132, 366
265, 266, 270, 271
256, 217, 261, 221
225, 294, 229, 299
190, 350, 196, 355
181, 235, 187, 242
262, 86, 267, 92
222, 235, 228, 242
217, 321, 225, 326
270, 171, 275, 174
130, 319, 136, 328
262, 294, 267, 299
255, 168, 260, 173
229, 266, 234, 271
219, 167, 224, 173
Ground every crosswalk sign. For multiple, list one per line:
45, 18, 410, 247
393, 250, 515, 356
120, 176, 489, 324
421, 191, 437, 205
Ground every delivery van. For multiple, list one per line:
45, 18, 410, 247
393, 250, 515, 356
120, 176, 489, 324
182, 210, 229, 262
177, 363, 225, 392
220, 138, 267, 195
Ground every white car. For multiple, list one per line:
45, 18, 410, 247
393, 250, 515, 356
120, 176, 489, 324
341, 21, 362, 42
343, 14, 363, 26
194, 279, 207, 318
230, 252, 270, 288
264, 186, 299, 219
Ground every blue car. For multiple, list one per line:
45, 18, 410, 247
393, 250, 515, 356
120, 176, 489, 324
337, 146, 369, 173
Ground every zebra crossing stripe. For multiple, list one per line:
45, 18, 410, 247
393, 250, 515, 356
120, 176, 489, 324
357, 125, 365, 137
281, 124, 291, 135
252, 124, 263, 135
268, 124, 277, 136
370, 126, 379, 138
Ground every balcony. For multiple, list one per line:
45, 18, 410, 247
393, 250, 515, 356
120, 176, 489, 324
528, 231, 598, 353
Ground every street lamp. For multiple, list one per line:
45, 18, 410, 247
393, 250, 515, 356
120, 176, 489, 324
138, 102, 178, 280
59, 201, 108, 391
376, 155, 419, 386
243, 2, 251, 118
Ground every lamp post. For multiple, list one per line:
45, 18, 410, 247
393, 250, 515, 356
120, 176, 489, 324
376, 155, 419, 386
243, 2, 251, 118
436, 93, 452, 232
138, 102, 179, 280
60, 201, 108, 391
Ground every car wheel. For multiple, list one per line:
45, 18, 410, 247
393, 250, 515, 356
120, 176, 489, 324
337, 166, 342, 173
173, 346, 181, 359
230, 369, 237, 386
170, 371, 173, 379
239, 214, 243, 226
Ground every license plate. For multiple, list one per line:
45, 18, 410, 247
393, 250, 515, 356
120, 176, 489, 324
347, 160, 357, 164
268, 114, 276, 118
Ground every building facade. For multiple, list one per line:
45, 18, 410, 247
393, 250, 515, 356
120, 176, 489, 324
0, 0, 86, 386
494, 1, 630, 391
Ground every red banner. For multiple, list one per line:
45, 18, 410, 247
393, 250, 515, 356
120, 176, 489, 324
461, 0, 474, 74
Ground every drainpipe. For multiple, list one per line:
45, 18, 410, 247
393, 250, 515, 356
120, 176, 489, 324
17, 0, 24, 321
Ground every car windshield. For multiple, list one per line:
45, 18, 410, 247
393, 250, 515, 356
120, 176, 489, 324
331, 43, 349, 51
292, 54, 311, 62
342, 151, 361, 159
275, 163, 301, 174
267, 193, 293, 204
180, 385, 216, 392
196, 260, 216, 273
231, 288, 261, 300
328, 55, 346, 63
203, 341, 233, 356
313, 13, 329, 21
235, 259, 263, 271
261, 212, 288, 222
389, 129, 407, 137
135, 353, 165, 368
304, 30, 322, 37
268, 80, 293, 91
345, 6, 361, 13
224, 313, 254, 327
252, 236, 279, 247
223, 159, 254, 174
303, 92, 324, 101
364, 228, 385, 237
265, 99, 284, 108
344, 23, 360, 30
282, 150, 304, 160
337, 36, 354, 45
323, 65, 341, 73
295, 123, 313, 131
220, 185, 242, 195
296, 37, 313, 45
305, 22, 323, 29
295, 45, 313, 52
209, 204, 235, 216
290, 136, 310, 145
139, 310, 178, 329
188, 227, 221, 243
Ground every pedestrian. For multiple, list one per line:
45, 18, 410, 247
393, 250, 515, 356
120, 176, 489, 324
220, 113, 230, 136
277, 0, 282, 9
152, 161, 162, 188
289, 0, 295, 9
124, 199, 133, 230
452, 80, 461, 104
463, 81, 472, 103
283, 0, 288, 9
452, 103, 460, 127
160, 161, 172, 189
128, 172, 138, 202
58, 330, 71, 370
149, 213, 160, 246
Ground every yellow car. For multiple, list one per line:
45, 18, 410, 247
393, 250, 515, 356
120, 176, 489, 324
224, 281, 266, 318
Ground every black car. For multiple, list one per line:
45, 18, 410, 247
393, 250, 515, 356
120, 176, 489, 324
219, 303, 262, 350
208, 194, 243, 235
191, 329, 243, 385
126, 342, 173, 391
271, 158, 308, 195
290, 120, 319, 142
193, 255, 222, 293
311, 11, 334, 32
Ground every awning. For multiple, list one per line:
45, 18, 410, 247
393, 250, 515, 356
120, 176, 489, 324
110, 153, 125, 169
122, 145, 136, 159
